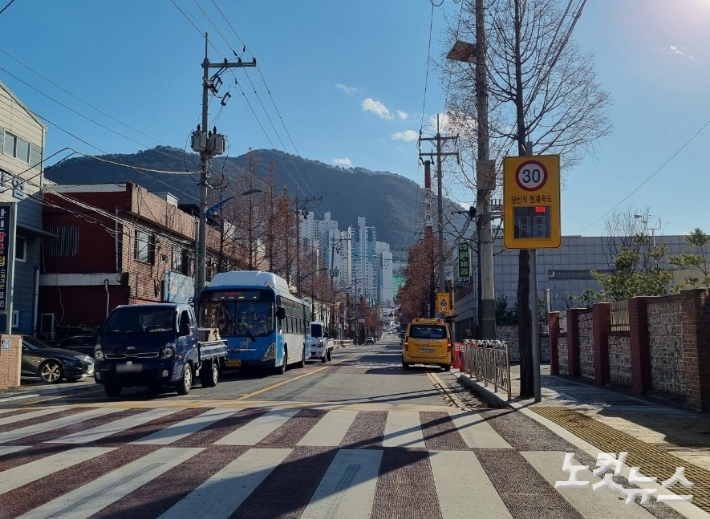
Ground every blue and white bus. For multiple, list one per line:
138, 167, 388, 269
199, 271, 310, 374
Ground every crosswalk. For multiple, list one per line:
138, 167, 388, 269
0, 403, 690, 519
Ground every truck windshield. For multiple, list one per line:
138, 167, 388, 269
202, 300, 275, 338
311, 323, 323, 338
103, 308, 176, 334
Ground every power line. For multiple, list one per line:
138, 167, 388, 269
0, 0, 16, 16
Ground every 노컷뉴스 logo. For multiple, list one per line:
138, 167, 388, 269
555, 452, 694, 504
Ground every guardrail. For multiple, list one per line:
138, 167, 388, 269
462, 340, 512, 401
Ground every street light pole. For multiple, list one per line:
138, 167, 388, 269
447, 0, 496, 339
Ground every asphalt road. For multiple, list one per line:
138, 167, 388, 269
15, 336, 468, 407
0, 336, 700, 518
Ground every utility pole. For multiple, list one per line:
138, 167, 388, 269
474, 0, 496, 340
446, 0, 496, 339
192, 33, 255, 308
420, 115, 458, 298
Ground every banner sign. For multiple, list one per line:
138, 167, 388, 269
0, 205, 10, 310
458, 242, 470, 283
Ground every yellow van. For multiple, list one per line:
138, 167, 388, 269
402, 317, 452, 371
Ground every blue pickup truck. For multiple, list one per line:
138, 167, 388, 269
93, 303, 227, 397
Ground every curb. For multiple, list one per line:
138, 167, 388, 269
453, 371, 516, 409
0, 380, 98, 403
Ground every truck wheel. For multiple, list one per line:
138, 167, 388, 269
297, 346, 306, 369
104, 383, 122, 397
201, 360, 219, 387
321, 354, 327, 363
326, 349, 332, 361
177, 364, 193, 395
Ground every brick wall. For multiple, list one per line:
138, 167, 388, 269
0, 335, 21, 388
680, 290, 710, 411
608, 333, 632, 387
647, 296, 685, 397
578, 310, 594, 381
558, 336, 568, 376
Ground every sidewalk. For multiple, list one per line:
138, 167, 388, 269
454, 364, 710, 514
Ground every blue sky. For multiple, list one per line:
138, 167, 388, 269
1, 0, 710, 238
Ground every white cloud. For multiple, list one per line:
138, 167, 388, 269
362, 98, 394, 119
392, 130, 418, 142
333, 158, 352, 167
335, 83, 357, 96
670, 45, 684, 55
397, 110, 408, 120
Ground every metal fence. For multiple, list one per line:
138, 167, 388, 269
462, 340, 511, 401
610, 300, 630, 332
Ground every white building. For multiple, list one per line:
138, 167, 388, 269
376, 241, 393, 305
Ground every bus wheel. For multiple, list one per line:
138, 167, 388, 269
297, 346, 306, 368
276, 350, 287, 375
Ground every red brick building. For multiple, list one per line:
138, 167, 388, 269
37, 182, 248, 339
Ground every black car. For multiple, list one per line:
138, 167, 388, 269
56, 335, 97, 357
21, 336, 95, 383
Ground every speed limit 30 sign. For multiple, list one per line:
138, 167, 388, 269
503, 155, 561, 249
515, 160, 548, 191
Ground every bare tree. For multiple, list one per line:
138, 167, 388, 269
445, 0, 612, 397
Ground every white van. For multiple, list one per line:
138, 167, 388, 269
309, 321, 334, 363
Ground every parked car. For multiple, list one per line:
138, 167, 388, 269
21, 336, 95, 383
56, 335, 97, 357
365, 336, 375, 344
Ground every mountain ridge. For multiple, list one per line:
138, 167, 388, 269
45, 147, 462, 262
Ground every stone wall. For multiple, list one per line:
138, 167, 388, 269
495, 325, 549, 363
647, 297, 685, 396
579, 311, 595, 381
558, 336, 568, 376
608, 333, 631, 387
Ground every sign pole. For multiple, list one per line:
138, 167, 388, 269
531, 248, 541, 402
527, 144, 541, 404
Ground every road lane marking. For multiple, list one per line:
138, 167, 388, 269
382, 411, 426, 448
235, 357, 354, 401
301, 449, 382, 519
0, 408, 121, 444
49, 407, 182, 444
17, 447, 202, 519
430, 450, 513, 519
130, 408, 238, 445
0, 407, 68, 426
216, 408, 300, 445
522, 451, 658, 519
298, 410, 358, 446
157, 448, 291, 519
427, 372, 466, 409
447, 410, 513, 449
0, 447, 114, 494
0, 445, 29, 457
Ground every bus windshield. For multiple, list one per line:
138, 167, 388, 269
201, 290, 275, 338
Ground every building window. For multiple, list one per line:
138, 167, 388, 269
2, 131, 30, 163
134, 230, 155, 264
172, 246, 190, 275
45, 226, 79, 257
15, 238, 26, 262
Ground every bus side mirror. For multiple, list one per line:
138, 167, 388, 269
276, 307, 286, 320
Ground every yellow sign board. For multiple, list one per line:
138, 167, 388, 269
437, 292, 451, 316
503, 155, 561, 249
